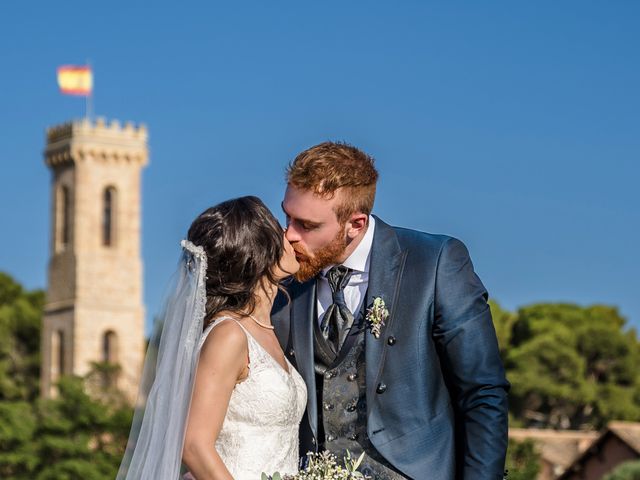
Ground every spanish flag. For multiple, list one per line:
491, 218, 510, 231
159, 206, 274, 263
57, 65, 93, 96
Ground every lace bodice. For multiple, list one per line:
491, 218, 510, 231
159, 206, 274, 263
196, 317, 307, 480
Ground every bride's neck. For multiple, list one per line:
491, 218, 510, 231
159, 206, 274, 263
249, 280, 278, 323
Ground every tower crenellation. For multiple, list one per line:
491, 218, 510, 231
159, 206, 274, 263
46, 117, 148, 142
45, 118, 148, 168
41, 117, 147, 403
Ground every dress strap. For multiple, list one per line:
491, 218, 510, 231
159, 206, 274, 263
199, 316, 251, 350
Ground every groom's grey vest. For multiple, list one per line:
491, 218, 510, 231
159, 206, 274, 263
313, 302, 407, 480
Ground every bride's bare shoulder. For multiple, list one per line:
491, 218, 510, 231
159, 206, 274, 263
200, 316, 248, 363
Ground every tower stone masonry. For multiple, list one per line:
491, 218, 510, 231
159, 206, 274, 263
41, 117, 148, 403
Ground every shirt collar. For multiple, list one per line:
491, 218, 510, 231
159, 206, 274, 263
322, 215, 376, 276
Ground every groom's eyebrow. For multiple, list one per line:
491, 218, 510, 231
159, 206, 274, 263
281, 202, 321, 226
280, 202, 299, 220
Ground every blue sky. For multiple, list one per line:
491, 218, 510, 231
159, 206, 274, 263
1, 2, 638, 333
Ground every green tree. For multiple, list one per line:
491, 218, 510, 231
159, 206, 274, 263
0, 272, 134, 479
505, 438, 540, 480
489, 300, 516, 355
501, 303, 640, 429
0, 272, 44, 401
33, 375, 132, 480
0, 401, 39, 477
604, 460, 640, 480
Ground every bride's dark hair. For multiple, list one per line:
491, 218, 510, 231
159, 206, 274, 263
187, 196, 285, 327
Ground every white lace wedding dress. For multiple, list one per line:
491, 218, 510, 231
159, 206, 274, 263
193, 317, 307, 480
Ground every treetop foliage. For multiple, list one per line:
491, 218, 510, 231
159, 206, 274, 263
491, 300, 640, 429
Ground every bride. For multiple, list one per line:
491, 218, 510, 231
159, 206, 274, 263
117, 196, 307, 480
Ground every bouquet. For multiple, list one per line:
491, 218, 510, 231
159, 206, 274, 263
262, 450, 367, 480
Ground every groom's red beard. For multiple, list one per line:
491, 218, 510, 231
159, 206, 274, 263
293, 229, 349, 282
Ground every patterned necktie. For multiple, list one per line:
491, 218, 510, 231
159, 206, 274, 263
321, 265, 354, 354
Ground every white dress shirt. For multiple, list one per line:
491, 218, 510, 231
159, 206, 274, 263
317, 216, 376, 326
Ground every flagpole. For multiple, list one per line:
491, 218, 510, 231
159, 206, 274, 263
86, 59, 93, 121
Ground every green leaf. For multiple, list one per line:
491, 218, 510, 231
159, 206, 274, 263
353, 451, 365, 471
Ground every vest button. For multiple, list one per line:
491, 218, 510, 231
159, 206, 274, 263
376, 383, 387, 394
311, 437, 316, 445
348, 432, 358, 441
327, 433, 335, 442
323, 402, 334, 411
346, 402, 357, 412
347, 373, 358, 382
324, 370, 335, 379
288, 348, 295, 357
387, 336, 396, 345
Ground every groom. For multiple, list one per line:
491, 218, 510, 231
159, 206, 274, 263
272, 142, 509, 480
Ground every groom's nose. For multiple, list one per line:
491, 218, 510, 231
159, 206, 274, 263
285, 225, 301, 243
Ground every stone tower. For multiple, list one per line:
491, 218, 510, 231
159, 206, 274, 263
41, 117, 148, 402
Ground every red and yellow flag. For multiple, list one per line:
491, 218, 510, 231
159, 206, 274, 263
57, 65, 93, 96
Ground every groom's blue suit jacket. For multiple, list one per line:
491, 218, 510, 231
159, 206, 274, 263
272, 217, 509, 480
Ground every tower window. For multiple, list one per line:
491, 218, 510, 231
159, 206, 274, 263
103, 330, 118, 364
102, 330, 119, 389
102, 187, 117, 247
52, 330, 65, 381
56, 186, 71, 251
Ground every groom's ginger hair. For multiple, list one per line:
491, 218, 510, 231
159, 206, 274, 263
286, 141, 379, 223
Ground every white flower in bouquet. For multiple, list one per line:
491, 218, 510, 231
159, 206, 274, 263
263, 450, 367, 480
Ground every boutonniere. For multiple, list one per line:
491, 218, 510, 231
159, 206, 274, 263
366, 297, 389, 339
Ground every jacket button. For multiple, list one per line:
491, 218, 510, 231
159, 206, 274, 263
346, 402, 357, 412
387, 336, 396, 345
288, 348, 295, 357
323, 402, 334, 411
311, 437, 316, 445
348, 432, 358, 440
324, 370, 335, 380
376, 383, 387, 394
327, 433, 335, 442
347, 373, 358, 382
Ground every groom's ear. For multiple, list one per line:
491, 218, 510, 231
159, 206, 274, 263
346, 213, 368, 239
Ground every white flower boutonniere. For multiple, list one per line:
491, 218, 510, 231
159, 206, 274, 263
366, 297, 389, 339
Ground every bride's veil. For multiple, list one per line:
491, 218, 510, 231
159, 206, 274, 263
116, 239, 208, 480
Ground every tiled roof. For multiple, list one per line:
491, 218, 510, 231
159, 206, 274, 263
510, 428, 598, 469
556, 421, 640, 479
608, 421, 640, 455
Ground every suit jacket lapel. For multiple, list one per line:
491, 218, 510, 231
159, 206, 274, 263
365, 216, 407, 405
290, 278, 318, 436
